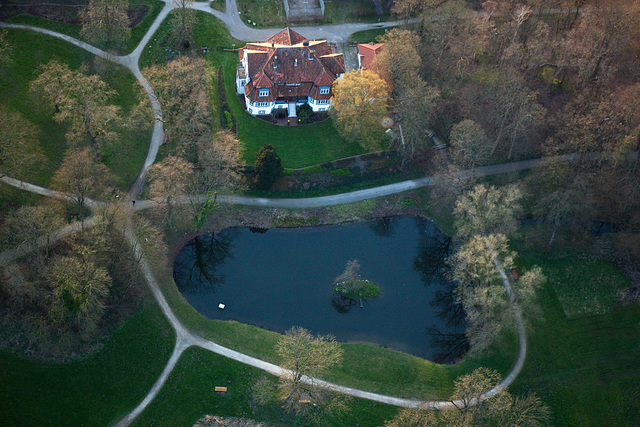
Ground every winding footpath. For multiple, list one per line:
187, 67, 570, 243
1, 3, 528, 425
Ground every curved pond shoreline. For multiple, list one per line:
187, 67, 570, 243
173, 216, 467, 362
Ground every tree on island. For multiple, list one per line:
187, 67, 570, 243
333, 259, 380, 301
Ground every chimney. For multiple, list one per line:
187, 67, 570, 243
303, 40, 309, 47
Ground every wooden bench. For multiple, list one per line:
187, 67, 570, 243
214, 386, 228, 393
299, 399, 311, 404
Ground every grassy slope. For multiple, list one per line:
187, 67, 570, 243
140, 200, 640, 426
0, 304, 175, 426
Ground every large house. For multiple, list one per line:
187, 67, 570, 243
235, 28, 345, 117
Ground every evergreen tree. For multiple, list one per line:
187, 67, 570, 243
254, 144, 282, 190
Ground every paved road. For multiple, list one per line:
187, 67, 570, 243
192, 0, 402, 43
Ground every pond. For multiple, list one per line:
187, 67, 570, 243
173, 216, 467, 363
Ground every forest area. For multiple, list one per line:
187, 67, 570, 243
368, 0, 640, 282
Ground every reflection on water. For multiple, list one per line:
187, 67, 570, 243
173, 229, 238, 295
330, 294, 359, 314
173, 216, 467, 362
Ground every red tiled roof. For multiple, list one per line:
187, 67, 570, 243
266, 28, 307, 46
314, 68, 335, 86
240, 28, 344, 103
318, 54, 346, 76
358, 42, 385, 72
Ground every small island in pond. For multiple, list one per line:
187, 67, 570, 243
332, 260, 381, 301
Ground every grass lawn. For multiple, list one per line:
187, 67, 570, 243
510, 233, 640, 426
0, 28, 150, 192
236, 0, 287, 28
135, 201, 640, 426
6, 0, 165, 55
349, 27, 394, 44
0, 304, 175, 426
141, 10, 365, 168
322, 0, 391, 24
131, 346, 399, 426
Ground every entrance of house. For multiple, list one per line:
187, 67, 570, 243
287, 100, 297, 118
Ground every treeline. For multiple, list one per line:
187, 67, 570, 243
381, 0, 640, 245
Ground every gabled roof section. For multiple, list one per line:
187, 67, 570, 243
314, 69, 335, 86
266, 28, 307, 46
318, 54, 345, 76
358, 42, 385, 72
252, 70, 274, 89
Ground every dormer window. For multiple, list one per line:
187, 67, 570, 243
259, 88, 269, 97
319, 86, 330, 95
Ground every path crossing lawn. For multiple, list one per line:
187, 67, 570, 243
5, 0, 165, 55
511, 237, 640, 426
0, 29, 150, 190
0, 305, 175, 426
131, 346, 399, 427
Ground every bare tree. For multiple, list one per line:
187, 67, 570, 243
171, 0, 197, 50
46, 251, 112, 340
0, 107, 44, 179
378, 29, 440, 157
448, 119, 491, 176
0, 29, 13, 68
141, 56, 211, 159
2, 203, 65, 258
333, 259, 361, 294
147, 155, 195, 228
387, 367, 550, 426
454, 183, 524, 237
52, 147, 113, 220
276, 326, 344, 414
443, 367, 551, 426
30, 60, 122, 158
80, 0, 131, 47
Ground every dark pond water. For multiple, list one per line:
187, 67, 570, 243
173, 216, 467, 362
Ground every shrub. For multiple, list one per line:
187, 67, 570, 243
301, 164, 323, 175
371, 157, 401, 170
223, 110, 233, 130
297, 103, 313, 124
330, 168, 350, 177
